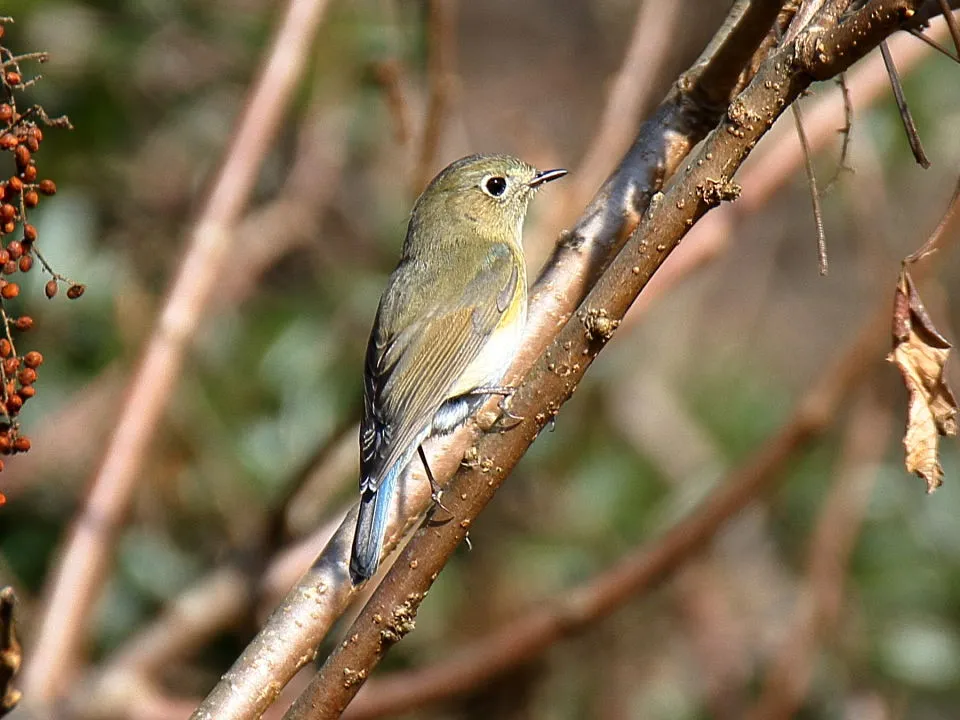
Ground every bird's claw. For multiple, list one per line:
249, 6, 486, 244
491, 405, 524, 432
430, 486, 451, 514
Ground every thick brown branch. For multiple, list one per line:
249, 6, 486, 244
339, 330, 888, 720
284, 1, 926, 717
188, 3, 789, 718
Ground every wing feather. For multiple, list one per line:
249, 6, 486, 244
360, 244, 520, 492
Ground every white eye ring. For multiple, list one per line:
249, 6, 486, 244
481, 175, 508, 198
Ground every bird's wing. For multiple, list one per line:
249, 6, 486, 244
359, 243, 522, 494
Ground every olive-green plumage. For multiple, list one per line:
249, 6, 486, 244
350, 154, 566, 583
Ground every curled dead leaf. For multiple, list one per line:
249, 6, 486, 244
888, 269, 958, 493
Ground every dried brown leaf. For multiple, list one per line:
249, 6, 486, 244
888, 269, 959, 492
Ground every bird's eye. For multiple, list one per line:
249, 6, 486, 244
484, 176, 507, 197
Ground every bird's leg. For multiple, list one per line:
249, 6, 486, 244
467, 385, 524, 431
418, 444, 450, 513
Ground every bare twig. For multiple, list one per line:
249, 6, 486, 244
906, 25, 960, 59
821, 73, 854, 193
414, 0, 457, 193
792, 99, 829, 274
905, 175, 960, 263
936, 0, 960, 57
879, 40, 931, 168
22, 0, 333, 705
286, 2, 927, 717
190, 3, 791, 718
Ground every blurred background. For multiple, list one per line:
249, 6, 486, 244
1, 0, 960, 718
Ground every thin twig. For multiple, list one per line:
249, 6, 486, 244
905, 175, 960, 262
907, 26, 960, 59
22, 0, 333, 705
792, 99, 829, 275
936, 0, 960, 57
879, 40, 931, 167
821, 73, 854, 193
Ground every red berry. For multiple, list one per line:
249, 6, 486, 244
14, 145, 29, 169
6, 395, 22, 415
23, 351, 42, 368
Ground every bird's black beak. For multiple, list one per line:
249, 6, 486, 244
528, 168, 567, 188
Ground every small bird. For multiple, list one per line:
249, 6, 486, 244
350, 154, 566, 583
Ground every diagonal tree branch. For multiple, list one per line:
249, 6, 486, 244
337, 325, 890, 720
188, 2, 791, 718
283, 1, 930, 717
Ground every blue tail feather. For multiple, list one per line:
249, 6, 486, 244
350, 462, 401, 583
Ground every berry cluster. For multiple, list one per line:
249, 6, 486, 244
0, 20, 76, 491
